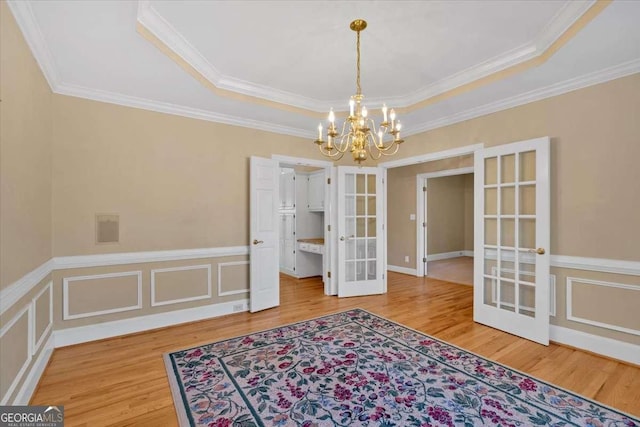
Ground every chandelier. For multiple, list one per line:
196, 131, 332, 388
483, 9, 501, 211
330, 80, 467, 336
314, 19, 404, 164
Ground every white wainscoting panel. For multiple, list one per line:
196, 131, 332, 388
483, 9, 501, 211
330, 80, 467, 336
218, 261, 250, 297
151, 264, 212, 307
31, 281, 53, 356
0, 259, 54, 316
63, 271, 143, 320
0, 305, 33, 405
13, 334, 54, 405
566, 277, 640, 337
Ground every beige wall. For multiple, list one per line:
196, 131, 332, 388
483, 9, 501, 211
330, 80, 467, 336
387, 156, 473, 266
51, 95, 325, 256
389, 73, 640, 261
0, 1, 53, 289
426, 174, 473, 255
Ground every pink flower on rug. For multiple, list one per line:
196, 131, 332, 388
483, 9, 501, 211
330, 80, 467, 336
241, 336, 254, 345
428, 406, 454, 427
302, 367, 315, 374
208, 418, 231, 427
278, 361, 292, 369
518, 378, 537, 392
187, 349, 203, 358
334, 384, 352, 401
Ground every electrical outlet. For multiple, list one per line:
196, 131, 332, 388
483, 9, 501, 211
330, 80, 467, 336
233, 304, 244, 312
404, 256, 410, 263
409, 214, 416, 221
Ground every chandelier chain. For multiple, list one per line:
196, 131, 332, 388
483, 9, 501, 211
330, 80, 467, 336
356, 30, 361, 96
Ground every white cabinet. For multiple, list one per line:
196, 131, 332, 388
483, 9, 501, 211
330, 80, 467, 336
307, 171, 325, 211
279, 213, 295, 274
280, 168, 295, 211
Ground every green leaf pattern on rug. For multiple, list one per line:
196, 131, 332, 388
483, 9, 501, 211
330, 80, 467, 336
166, 310, 639, 427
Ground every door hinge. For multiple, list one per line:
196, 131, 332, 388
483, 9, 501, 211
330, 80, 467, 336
383, 273, 385, 279
293, 267, 296, 271
423, 222, 427, 227
293, 231, 296, 235
423, 186, 427, 192
327, 224, 331, 231
423, 257, 427, 263
327, 271, 331, 278
327, 178, 331, 184
293, 250, 296, 254
293, 176, 296, 180
293, 214, 296, 219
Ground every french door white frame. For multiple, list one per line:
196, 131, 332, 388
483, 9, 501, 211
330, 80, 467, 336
271, 155, 335, 296
415, 166, 474, 277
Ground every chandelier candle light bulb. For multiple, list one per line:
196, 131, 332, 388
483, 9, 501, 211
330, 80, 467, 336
312, 19, 405, 163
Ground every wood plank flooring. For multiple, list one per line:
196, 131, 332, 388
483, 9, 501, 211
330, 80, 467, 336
427, 256, 473, 286
31, 272, 640, 425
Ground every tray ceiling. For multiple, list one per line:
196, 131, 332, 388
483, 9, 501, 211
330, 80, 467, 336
8, 0, 640, 138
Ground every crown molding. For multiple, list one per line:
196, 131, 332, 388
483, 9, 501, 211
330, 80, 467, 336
55, 82, 314, 139
135, 0, 597, 111
6, 0, 60, 90
404, 59, 640, 137
136, 0, 326, 112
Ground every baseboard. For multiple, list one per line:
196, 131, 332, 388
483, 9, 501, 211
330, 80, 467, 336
12, 333, 54, 405
54, 299, 249, 347
426, 251, 468, 262
462, 250, 474, 258
387, 265, 418, 276
550, 325, 640, 366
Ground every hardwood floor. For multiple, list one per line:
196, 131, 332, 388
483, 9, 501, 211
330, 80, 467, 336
32, 272, 640, 425
427, 256, 473, 286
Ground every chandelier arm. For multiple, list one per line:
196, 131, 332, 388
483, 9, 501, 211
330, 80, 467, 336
318, 144, 346, 159
378, 142, 400, 156
377, 141, 400, 152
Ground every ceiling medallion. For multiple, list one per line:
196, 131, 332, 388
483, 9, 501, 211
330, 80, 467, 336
314, 19, 404, 164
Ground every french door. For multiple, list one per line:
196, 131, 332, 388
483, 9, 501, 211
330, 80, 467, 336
474, 137, 550, 345
337, 167, 385, 297
249, 157, 279, 312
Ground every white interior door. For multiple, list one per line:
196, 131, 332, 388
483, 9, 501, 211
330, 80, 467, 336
474, 137, 550, 345
337, 166, 385, 297
250, 156, 279, 312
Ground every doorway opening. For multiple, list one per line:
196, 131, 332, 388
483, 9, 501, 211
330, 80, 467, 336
417, 167, 474, 285
272, 155, 334, 296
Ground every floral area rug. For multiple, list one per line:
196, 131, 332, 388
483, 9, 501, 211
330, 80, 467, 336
164, 309, 639, 427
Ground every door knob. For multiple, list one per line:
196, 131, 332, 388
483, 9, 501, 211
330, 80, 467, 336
340, 236, 345, 241
527, 248, 545, 255
253, 239, 264, 245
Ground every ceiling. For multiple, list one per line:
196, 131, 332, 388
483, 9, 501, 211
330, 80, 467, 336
8, 0, 640, 139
